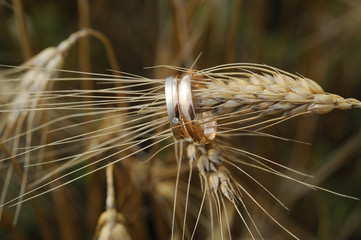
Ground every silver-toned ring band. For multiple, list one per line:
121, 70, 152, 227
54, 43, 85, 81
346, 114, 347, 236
165, 74, 217, 144
165, 76, 183, 140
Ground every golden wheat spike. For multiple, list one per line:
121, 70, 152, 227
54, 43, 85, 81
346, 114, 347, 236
192, 64, 360, 117
94, 164, 131, 240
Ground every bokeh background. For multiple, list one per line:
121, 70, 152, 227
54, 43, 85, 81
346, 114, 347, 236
1, 0, 361, 239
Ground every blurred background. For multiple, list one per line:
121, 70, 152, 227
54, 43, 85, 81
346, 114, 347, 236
0, 0, 361, 239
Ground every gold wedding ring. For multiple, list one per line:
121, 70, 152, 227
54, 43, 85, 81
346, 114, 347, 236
165, 74, 217, 144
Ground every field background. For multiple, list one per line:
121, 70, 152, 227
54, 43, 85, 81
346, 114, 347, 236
1, 0, 361, 239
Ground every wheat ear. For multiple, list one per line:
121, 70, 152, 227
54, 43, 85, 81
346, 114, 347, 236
166, 64, 361, 239
0, 28, 119, 226
193, 64, 360, 119
94, 164, 131, 240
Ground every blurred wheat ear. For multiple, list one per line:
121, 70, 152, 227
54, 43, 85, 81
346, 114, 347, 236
94, 164, 131, 240
0, 27, 123, 240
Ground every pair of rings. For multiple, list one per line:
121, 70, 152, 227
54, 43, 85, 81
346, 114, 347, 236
165, 74, 217, 144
